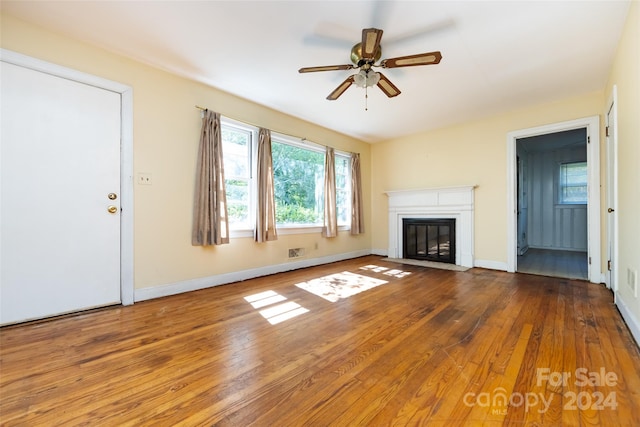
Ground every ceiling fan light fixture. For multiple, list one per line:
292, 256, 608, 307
301, 27, 442, 101
354, 69, 380, 88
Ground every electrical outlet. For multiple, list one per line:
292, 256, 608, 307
137, 173, 152, 185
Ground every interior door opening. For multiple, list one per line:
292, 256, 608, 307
506, 116, 601, 284
516, 129, 588, 280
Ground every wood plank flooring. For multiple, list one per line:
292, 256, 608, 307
1, 255, 639, 426
518, 248, 588, 280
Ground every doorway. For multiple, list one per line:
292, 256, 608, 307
516, 129, 588, 280
506, 116, 601, 283
0, 50, 134, 325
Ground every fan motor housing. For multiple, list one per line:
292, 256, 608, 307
350, 42, 382, 67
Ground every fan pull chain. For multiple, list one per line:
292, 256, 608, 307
365, 85, 369, 111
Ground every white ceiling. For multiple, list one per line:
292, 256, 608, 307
2, 1, 631, 143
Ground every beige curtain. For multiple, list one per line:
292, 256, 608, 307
255, 128, 278, 242
322, 147, 338, 238
192, 110, 229, 246
350, 152, 365, 235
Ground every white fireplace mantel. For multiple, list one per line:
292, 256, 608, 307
385, 185, 476, 268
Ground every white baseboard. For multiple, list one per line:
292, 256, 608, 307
370, 248, 388, 256
474, 259, 508, 271
134, 249, 371, 302
615, 293, 640, 349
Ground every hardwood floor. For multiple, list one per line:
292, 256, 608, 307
1, 255, 639, 426
518, 248, 589, 280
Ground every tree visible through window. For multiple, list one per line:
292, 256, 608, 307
221, 125, 252, 229
559, 161, 587, 204
272, 140, 325, 225
335, 155, 350, 225
221, 120, 351, 231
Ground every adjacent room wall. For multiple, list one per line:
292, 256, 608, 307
370, 91, 604, 269
524, 145, 588, 252
0, 14, 372, 294
604, 1, 640, 342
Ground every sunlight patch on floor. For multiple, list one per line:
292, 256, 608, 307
360, 264, 412, 278
295, 271, 389, 302
244, 291, 309, 324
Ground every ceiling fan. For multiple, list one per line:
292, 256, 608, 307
299, 28, 442, 100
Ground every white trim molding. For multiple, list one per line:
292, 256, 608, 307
135, 250, 371, 302
615, 293, 640, 349
385, 186, 476, 268
506, 116, 601, 283
605, 85, 619, 292
474, 259, 509, 271
371, 248, 389, 257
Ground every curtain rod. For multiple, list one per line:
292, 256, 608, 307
195, 105, 355, 154
195, 105, 309, 143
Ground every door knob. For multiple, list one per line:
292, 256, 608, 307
608, 208, 615, 213
108, 205, 118, 214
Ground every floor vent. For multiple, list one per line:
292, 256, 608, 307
288, 248, 305, 259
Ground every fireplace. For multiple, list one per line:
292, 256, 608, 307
403, 218, 456, 264
386, 186, 475, 268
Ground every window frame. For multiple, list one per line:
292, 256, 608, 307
219, 120, 351, 238
334, 152, 351, 227
220, 117, 256, 238
271, 132, 352, 234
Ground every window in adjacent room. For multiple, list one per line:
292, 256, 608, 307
558, 161, 588, 204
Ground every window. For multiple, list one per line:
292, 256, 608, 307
272, 138, 325, 226
221, 121, 253, 230
335, 154, 351, 225
558, 161, 587, 204
220, 120, 351, 233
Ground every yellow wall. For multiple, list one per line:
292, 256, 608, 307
604, 1, 640, 330
1, 14, 372, 290
2, 4, 638, 332
370, 91, 604, 264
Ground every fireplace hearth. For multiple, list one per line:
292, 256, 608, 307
403, 218, 456, 264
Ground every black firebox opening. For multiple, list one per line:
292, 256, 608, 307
403, 218, 456, 264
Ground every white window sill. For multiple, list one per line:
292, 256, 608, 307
229, 224, 350, 238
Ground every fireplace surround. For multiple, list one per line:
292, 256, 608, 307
386, 186, 475, 268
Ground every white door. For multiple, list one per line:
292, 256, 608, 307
606, 101, 618, 291
1, 61, 122, 324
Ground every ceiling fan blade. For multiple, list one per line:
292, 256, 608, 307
381, 51, 443, 68
361, 28, 384, 60
376, 72, 401, 98
327, 75, 355, 100
299, 64, 355, 73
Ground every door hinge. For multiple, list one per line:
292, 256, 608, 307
589, 257, 592, 265
587, 136, 591, 144
606, 126, 609, 137
608, 260, 612, 271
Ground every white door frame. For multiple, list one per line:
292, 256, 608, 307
506, 116, 601, 283
1, 49, 134, 305
606, 86, 619, 292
